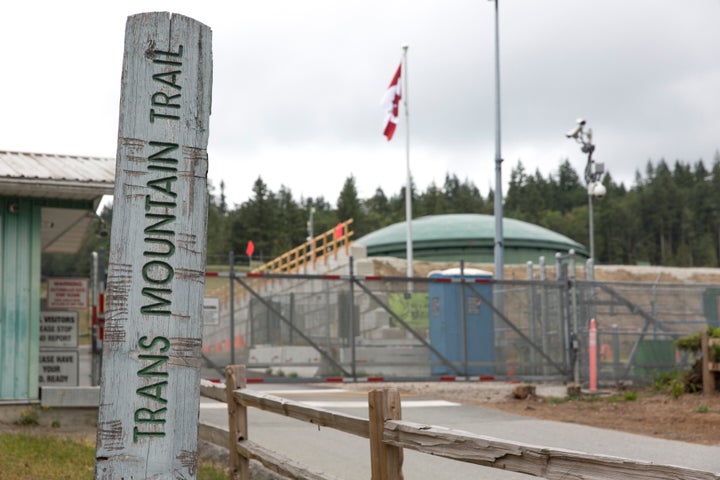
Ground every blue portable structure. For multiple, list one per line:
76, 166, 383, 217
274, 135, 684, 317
428, 268, 495, 376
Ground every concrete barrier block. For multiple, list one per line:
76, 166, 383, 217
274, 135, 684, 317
41, 386, 100, 407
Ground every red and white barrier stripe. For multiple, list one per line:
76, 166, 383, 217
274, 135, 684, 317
206, 271, 491, 283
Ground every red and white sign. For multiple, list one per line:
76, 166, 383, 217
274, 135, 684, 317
47, 278, 89, 309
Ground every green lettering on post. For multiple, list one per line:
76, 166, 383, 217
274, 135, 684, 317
137, 355, 170, 377
142, 260, 174, 285
140, 287, 172, 315
138, 335, 171, 352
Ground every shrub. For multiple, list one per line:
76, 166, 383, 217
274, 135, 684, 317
669, 327, 720, 394
653, 370, 687, 399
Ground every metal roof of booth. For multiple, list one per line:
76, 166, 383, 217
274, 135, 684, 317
0, 150, 115, 199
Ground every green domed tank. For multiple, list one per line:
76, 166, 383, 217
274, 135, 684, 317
355, 213, 587, 263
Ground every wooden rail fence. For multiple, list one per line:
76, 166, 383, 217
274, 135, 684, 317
199, 365, 719, 480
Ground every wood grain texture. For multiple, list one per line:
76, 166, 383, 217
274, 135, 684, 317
368, 389, 403, 480
233, 389, 370, 439
226, 365, 249, 480
95, 11, 212, 480
384, 420, 720, 480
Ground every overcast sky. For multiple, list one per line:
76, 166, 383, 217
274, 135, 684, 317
2, 1, 718, 209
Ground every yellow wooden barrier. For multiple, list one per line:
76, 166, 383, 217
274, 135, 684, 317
252, 219, 354, 274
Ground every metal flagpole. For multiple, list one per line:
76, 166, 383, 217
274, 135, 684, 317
403, 45, 413, 292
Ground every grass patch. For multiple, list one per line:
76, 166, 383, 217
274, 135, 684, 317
547, 389, 640, 406
623, 390, 639, 402
0, 433, 95, 479
546, 396, 569, 404
0, 433, 227, 479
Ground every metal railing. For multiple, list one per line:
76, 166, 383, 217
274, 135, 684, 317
250, 219, 354, 274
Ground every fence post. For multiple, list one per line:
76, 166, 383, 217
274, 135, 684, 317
230, 251, 235, 365
368, 389, 404, 480
539, 256, 549, 376
701, 331, 715, 395
460, 260, 468, 379
225, 365, 249, 479
526, 261, 537, 374
350, 256, 357, 380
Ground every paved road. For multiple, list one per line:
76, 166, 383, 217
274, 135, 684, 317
200, 383, 720, 479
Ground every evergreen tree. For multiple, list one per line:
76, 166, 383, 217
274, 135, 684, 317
337, 175, 369, 237
364, 188, 391, 233
206, 180, 232, 264
418, 182, 447, 216
274, 186, 305, 253
442, 174, 486, 214
231, 177, 276, 262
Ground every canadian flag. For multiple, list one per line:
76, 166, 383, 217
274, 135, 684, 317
381, 63, 402, 141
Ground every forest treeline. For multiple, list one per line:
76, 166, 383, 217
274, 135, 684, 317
43, 152, 720, 276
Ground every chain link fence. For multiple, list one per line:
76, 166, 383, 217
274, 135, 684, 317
202, 264, 716, 386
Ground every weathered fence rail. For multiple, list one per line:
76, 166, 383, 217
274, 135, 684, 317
199, 366, 719, 480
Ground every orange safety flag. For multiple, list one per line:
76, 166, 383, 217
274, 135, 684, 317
334, 223, 343, 240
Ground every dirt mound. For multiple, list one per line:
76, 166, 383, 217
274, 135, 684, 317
370, 258, 720, 284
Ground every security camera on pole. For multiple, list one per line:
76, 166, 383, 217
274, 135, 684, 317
566, 118, 606, 264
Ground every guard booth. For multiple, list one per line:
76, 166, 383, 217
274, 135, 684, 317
428, 268, 495, 376
0, 151, 114, 401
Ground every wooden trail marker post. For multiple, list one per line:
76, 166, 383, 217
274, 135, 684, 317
95, 12, 212, 479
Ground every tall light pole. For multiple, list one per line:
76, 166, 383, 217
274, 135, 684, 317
490, 0, 504, 298
566, 119, 606, 263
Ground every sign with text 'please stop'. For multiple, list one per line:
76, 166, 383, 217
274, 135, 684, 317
95, 12, 212, 479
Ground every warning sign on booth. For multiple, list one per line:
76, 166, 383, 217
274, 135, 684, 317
40, 311, 78, 348
39, 350, 79, 386
47, 277, 89, 309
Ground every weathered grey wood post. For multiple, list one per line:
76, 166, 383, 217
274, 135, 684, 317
225, 365, 249, 479
369, 388, 404, 479
95, 12, 212, 479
